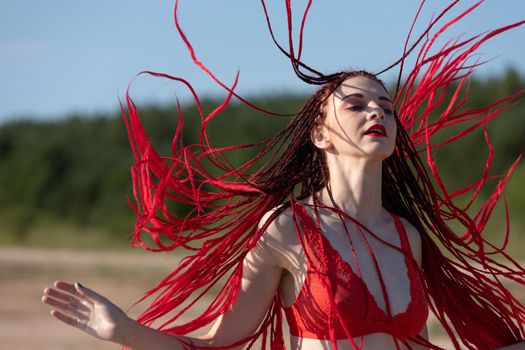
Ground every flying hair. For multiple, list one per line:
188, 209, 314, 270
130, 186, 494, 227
121, 1, 525, 349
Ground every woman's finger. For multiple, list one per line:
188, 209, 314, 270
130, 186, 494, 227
42, 293, 91, 315
50, 309, 88, 331
53, 281, 82, 297
74, 282, 109, 304
44, 287, 92, 307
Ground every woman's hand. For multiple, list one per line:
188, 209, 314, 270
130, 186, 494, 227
42, 281, 133, 344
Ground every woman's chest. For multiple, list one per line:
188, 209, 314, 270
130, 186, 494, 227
280, 218, 415, 316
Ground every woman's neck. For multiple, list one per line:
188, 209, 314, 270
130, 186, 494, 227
319, 156, 384, 223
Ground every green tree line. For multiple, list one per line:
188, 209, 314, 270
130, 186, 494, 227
0, 69, 523, 250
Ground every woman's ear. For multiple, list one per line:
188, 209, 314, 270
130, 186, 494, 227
311, 122, 331, 150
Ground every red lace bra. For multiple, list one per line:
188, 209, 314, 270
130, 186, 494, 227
283, 202, 428, 341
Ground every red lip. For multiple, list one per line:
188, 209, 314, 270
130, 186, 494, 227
364, 124, 387, 137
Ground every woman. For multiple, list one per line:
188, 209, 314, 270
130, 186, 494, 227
43, 71, 525, 350
43, 2, 525, 349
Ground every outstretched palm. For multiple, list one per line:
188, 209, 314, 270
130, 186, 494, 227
42, 281, 132, 343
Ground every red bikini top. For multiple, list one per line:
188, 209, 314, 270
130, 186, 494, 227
283, 202, 428, 341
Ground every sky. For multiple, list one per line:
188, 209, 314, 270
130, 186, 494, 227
1, 0, 524, 123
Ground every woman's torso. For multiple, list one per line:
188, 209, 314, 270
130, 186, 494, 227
273, 201, 427, 350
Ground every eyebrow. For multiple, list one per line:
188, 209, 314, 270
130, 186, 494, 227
342, 93, 393, 104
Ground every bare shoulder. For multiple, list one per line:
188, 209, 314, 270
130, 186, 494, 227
258, 205, 296, 243
256, 205, 299, 269
398, 217, 422, 266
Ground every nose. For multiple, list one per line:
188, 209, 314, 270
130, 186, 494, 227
368, 106, 385, 120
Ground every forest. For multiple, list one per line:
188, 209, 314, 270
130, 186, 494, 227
0, 69, 524, 256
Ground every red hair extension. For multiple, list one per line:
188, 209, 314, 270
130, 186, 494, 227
172, 0, 292, 118
121, 1, 525, 349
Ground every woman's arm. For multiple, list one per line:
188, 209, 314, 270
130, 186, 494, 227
123, 236, 284, 350
42, 211, 291, 350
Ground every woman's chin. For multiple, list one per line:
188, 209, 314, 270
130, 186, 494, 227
362, 146, 395, 161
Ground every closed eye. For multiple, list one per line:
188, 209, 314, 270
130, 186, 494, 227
347, 105, 364, 112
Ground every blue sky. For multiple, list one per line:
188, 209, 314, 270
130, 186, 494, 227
1, 0, 524, 123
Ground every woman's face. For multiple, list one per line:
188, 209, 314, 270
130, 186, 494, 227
313, 76, 397, 161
